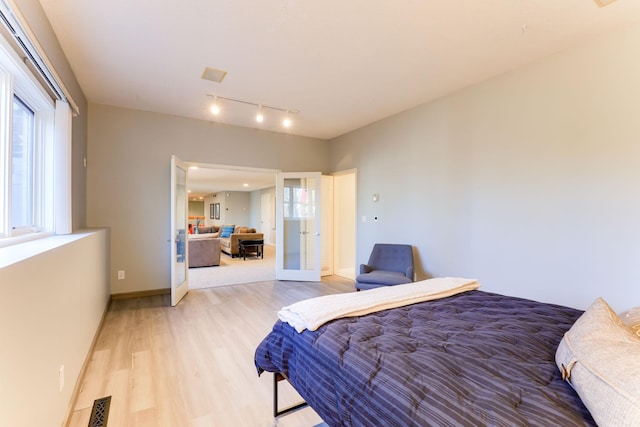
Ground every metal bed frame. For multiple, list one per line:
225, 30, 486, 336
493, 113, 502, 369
273, 373, 308, 417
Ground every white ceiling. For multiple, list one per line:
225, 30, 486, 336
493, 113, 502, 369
187, 165, 276, 200
37, 0, 640, 141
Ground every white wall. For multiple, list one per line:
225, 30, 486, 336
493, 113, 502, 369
329, 23, 640, 312
0, 230, 110, 426
87, 104, 330, 294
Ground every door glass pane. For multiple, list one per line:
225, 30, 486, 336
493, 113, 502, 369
283, 177, 316, 271
174, 165, 187, 285
11, 96, 34, 229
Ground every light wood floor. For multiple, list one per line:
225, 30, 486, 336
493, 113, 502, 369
67, 276, 355, 427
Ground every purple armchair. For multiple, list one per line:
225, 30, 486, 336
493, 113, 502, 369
355, 244, 414, 291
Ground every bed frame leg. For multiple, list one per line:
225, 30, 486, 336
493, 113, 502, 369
273, 372, 308, 418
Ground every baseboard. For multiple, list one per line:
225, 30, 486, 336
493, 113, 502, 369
63, 296, 112, 427
111, 288, 170, 299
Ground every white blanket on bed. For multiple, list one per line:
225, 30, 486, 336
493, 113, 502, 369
278, 277, 480, 332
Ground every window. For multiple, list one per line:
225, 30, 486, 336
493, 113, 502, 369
283, 179, 316, 219
0, 37, 57, 245
11, 96, 35, 230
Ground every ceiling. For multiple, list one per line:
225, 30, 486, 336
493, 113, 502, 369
187, 165, 276, 201
37, 0, 640, 141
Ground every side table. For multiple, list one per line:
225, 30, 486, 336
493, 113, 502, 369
238, 239, 264, 260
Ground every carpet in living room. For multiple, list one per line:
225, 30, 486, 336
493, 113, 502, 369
188, 244, 275, 289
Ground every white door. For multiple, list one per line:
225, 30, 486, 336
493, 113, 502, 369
170, 155, 189, 306
276, 172, 321, 281
260, 193, 272, 245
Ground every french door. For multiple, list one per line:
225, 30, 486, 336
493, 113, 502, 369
275, 172, 321, 281
170, 155, 189, 306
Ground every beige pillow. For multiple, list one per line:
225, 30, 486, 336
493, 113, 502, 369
620, 306, 640, 337
189, 233, 212, 240
556, 298, 640, 426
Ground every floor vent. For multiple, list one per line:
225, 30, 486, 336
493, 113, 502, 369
88, 396, 111, 427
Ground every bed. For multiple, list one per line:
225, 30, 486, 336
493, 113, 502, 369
255, 285, 598, 426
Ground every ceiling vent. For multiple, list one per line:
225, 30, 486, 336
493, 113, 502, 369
201, 67, 227, 83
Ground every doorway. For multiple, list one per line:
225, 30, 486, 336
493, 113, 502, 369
333, 170, 357, 280
185, 162, 357, 286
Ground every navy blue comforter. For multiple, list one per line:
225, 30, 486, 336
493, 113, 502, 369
255, 290, 595, 426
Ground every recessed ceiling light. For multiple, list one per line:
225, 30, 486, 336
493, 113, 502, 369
243, 183, 249, 187
201, 67, 227, 83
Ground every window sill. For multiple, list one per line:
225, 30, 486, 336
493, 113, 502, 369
0, 232, 94, 269
0, 231, 53, 248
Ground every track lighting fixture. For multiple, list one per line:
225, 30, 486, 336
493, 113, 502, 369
206, 94, 297, 128
256, 105, 264, 123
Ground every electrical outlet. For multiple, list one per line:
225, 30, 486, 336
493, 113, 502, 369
59, 365, 64, 392
117, 270, 125, 280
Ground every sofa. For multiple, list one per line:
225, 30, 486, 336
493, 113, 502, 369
219, 225, 264, 257
194, 225, 220, 237
188, 233, 221, 267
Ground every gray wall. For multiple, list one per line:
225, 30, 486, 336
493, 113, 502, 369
220, 191, 251, 226
329, 23, 640, 312
188, 200, 205, 218
87, 104, 329, 294
15, 0, 88, 230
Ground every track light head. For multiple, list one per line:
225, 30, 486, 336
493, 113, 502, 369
206, 94, 297, 129
256, 105, 264, 123
210, 95, 220, 115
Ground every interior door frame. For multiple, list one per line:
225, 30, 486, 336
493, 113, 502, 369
260, 192, 273, 245
332, 169, 357, 280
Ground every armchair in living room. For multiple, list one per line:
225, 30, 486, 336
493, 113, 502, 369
188, 234, 221, 267
355, 244, 414, 291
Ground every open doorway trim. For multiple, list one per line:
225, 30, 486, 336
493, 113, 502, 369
186, 162, 280, 176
